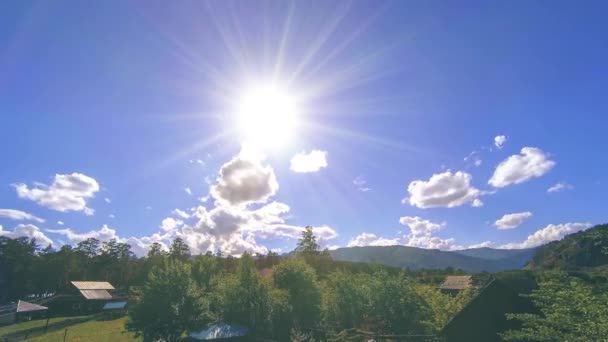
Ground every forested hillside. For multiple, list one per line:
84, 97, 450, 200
330, 245, 535, 272
527, 223, 608, 269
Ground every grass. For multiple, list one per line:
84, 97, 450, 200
0, 316, 141, 342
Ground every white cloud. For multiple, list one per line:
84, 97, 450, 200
500, 222, 592, 249
189, 159, 205, 166
108, 214, 115, 219
172, 208, 190, 219
0, 209, 45, 223
472, 199, 484, 207
489, 147, 555, 188
468, 241, 493, 248
104, 198, 111, 203
46, 224, 122, 243
405, 171, 481, 208
494, 135, 507, 149
0, 224, 53, 246
160, 217, 184, 232
353, 176, 371, 192
399, 216, 444, 236
547, 182, 573, 193
184, 187, 192, 195
211, 150, 278, 206
495, 212, 533, 230
398, 216, 462, 250
290, 150, 328, 173
57, 221, 64, 226
14, 173, 99, 215
464, 151, 482, 167
347, 233, 399, 247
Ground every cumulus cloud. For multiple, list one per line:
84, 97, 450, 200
57, 221, 64, 226
501, 222, 592, 249
211, 150, 278, 206
347, 233, 399, 247
495, 212, 533, 230
464, 151, 482, 167
494, 135, 507, 149
160, 217, 183, 232
405, 171, 481, 208
547, 182, 573, 193
399, 216, 461, 250
46, 224, 121, 243
0, 224, 53, 246
104, 198, 111, 203
14, 173, 99, 215
0, 209, 45, 223
290, 150, 328, 173
399, 216, 444, 236
489, 147, 555, 188
353, 176, 371, 192
184, 187, 192, 195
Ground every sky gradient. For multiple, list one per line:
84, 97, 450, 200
1, 1, 607, 256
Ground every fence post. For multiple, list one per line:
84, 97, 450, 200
63, 328, 68, 342
44, 317, 50, 333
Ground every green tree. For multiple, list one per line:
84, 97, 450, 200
322, 271, 369, 329
217, 253, 269, 332
272, 258, 321, 330
415, 284, 473, 332
169, 238, 191, 261
296, 226, 319, 257
501, 273, 608, 341
126, 259, 212, 342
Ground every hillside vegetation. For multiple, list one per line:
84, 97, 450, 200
528, 223, 608, 269
330, 245, 536, 272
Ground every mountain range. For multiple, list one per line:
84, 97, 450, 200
328, 245, 536, 273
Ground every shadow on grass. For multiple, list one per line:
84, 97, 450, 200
1, 315, 94, 341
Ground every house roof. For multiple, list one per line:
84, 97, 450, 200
79, 289, 112, 300
439, 275, 473, 290
189, 323, 249, 340
71, 281, 115, 290
16, 300, 48, 313
103, 301, 127, 310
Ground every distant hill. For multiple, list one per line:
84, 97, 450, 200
328, 245, 536, 273
527, 223, 608, 269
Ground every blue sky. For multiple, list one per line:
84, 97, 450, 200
1, 1, 607, 256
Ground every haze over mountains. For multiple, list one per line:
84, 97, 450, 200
328, 246, 536, 273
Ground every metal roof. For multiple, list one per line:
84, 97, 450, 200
71, 281, 115, 290
79, 289, 112, 300
103, 301, 127, 310
17, 300, 48, 313
439, 275, 473, 290
189, 323, 249, 340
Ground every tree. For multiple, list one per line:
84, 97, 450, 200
296, 226, 319, 257
415, 284, 473, 332
272, 258, 321, 330
218, 253, 269, 333
169, 238, 191, 261
75, 238, 100, 258
501, 273, 608, 341
126, 259, 212, 342
322, 271, 368, 329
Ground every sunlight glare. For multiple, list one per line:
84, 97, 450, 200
236, 83, 299, 149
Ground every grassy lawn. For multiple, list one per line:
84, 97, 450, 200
0, 316, 141, 342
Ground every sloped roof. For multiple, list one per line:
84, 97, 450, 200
103, 301, 127, 310
440, 275, 473, 290
79, 289, 112, 300
189, 323, 249, 340
71, 281, 114, 290
15, 300, 47, 313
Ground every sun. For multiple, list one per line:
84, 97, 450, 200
235, 83, 299, 149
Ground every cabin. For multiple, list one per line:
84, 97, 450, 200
439, 275, 474, 294
47, 281, 116, 315
187, 323, 250, 341
0, 300, 48, 326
